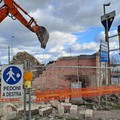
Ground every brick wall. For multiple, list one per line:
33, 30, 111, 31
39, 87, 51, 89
32, 53, 100, 90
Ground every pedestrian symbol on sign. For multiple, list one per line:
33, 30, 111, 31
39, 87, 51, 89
6, 68, 16, 82
3, 66, 22, 85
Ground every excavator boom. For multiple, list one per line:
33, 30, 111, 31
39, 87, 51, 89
0, 4, 9, 22
0, 0, 49, 48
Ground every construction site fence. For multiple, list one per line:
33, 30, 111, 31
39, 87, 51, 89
0, 65, 120, 103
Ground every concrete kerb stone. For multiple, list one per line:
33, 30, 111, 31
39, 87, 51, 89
85, 109, 93, 119
65, 98, 70, 103
78, 109, 93, 119
39, 106, 52, 116
70, 105, 78, 115
58, 103, 64, 116
0, 108, 5, 117
61, 102, 72, 113
50, 100, 60, 109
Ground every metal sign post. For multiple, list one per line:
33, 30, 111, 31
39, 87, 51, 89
23, 61, 27, 120
24, 87, 26, 120
101, 6, 116, 107
23, 61, 33, 120
29, 88, 31, 120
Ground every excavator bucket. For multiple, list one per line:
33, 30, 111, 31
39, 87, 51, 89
36, 26, 49, 49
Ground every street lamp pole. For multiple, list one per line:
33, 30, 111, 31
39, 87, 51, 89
8, 46, 10, 64
103, 3, 111, 15
11, 36, 14, 61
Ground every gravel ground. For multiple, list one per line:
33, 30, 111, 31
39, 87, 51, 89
30, 110, 120, 120
93, 110, 120, 120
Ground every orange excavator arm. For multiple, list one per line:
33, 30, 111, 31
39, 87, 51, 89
0, 0, 49, 48
0, 4, 9, 22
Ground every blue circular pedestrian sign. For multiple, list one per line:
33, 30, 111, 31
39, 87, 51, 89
3, 66, 22, 85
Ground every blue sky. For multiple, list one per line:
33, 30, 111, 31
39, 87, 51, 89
0, 0, 120, 64
74, 27, 103, 43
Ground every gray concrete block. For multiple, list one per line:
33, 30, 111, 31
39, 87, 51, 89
70, 105, 78, 115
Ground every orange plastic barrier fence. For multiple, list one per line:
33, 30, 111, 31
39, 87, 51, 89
34, 86, 120, 102
0, 98, 20, 102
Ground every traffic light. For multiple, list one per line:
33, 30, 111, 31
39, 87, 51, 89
24, 71, 33, 81
118, 25, 120, 54
23, 71, 33, 88
24, 81, 32, 88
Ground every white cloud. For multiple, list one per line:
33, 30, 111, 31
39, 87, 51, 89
0, 0, 120, 64
49, 46, 64, 53
72, 42, 99, 53
35, 54, 51, 63
48, 31, 77, 47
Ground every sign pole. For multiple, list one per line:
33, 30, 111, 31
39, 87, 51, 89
29, 88, 31, 120
24, 61, 27, 120
24, 61, 33, 120
105, 17, 109, 107
101, 7, 116, 108
24, 88, 26, 120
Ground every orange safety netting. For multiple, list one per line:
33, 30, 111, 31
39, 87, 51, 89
34, 86, 120, 102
